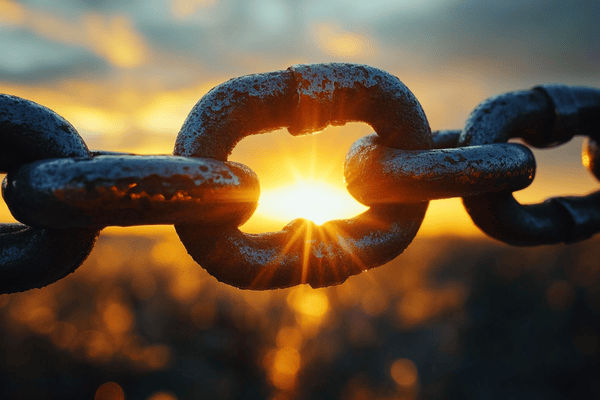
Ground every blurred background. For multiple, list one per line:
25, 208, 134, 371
1, 0, 599, 399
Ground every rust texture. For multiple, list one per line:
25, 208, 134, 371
345, 133, 535, 204
174, 63, 431, 289
459, 85, 600, 245
0, 94, 98, 294
1, 71, 599, 293
0, 94, 91, 172
3, 155, 260, 229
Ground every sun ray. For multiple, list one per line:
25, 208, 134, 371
301, 224, 313, 285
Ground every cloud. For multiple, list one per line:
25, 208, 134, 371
371, 0, 600, 77
0, 2, 149, 70
0, 29, 107, 82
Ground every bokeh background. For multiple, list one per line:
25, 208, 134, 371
1, 0, 599, 399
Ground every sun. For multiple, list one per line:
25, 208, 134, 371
253, 179, 368, 226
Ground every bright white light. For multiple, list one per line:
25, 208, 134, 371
256, 180, 368, 225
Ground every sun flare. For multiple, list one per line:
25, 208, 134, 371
255, 180, 368, 226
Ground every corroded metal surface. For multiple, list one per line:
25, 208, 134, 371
0, 224, 98, 294
345, 133, 535, 204
177, 204, 427, 289
0, 94, 90, 172
0, 94, 99, 294
1, 69, 600, 293
174, 63, 431, 161
3, 155, 259, 229
175, 63, 431, 289
460, 85, 600, 245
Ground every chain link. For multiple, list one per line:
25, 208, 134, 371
458, 85, 600, 245
0, 94, 99, 293
3, 155, 259, 229
1, 64, 599, 293
174, 63, 431, 289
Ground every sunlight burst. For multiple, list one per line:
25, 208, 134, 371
256, 180, 368, 225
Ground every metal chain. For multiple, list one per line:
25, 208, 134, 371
1, 63, 599, 294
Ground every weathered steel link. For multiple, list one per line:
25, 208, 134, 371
529, 85, 600, 148
459, 85, 600, 245
344, 133, 535, 204
176, 204, 427, 289
0, 65, 599, 293
174, 63, 431, 160
3, 155, 259, 229
175, 63, 431, 289
0, 94, 90, 172
0, 224, 98, 294
0, 94, 99, 294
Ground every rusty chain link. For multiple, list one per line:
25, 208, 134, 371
1, 63, 599, 293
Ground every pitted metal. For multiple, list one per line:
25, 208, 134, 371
0, 94, 91, 172
177, 204, 427, 289
532, 85, 600, 148
0, 94, 99, 294
459, 85, 600, 245
174, 63, 431, 161
458, 89, 553, 147
175, 63, 431, 289
0, 224, 98, 294
1, 66, 599, 293
345, 133, 535, 204
3, 155, 259, 229
430, 130, 462, 150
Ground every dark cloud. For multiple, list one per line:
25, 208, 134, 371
17, 0, 140, 13
2, 0, 598, 86
372, 0, 600, 76
0, 29, 108, 83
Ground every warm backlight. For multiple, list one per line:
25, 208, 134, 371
255, 179, 368, 226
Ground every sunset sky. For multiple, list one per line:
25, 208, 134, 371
1, 0, 599, 236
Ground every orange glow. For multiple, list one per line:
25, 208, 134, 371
50, 322, 78, 349
270, 346, 301, 389
147, 392, 178, 400
276, 327, 303, 349
390, 358, 419, 388
582, 147, 591, 169
312, 23, 372, 58
85, 330, 114, 363
273, 347, 301, 375
171, 0, 217, 19
396, 283, 466, 328
418, 199, 485, 237
0, 0, 25, 24
4, 6, 148, 68
360, 290, 389, 316
287, 287, 329, 318
95, 382, 125, 400
142, 345, 172, 370
84, 14, 147, 68
190, 301, 217, 329
102, 301, 135, 334
152, 241, 185, 264
169, 269, 203, 302
133, 86, 216, 134
95, 245, 127, 276
27, 306, 56, 335
60, 104, 129, 135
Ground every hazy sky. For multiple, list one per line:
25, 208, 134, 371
1, 0, 599, 234
2, 0, 598, 83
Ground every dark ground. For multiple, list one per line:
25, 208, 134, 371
1, 234, 599, 399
